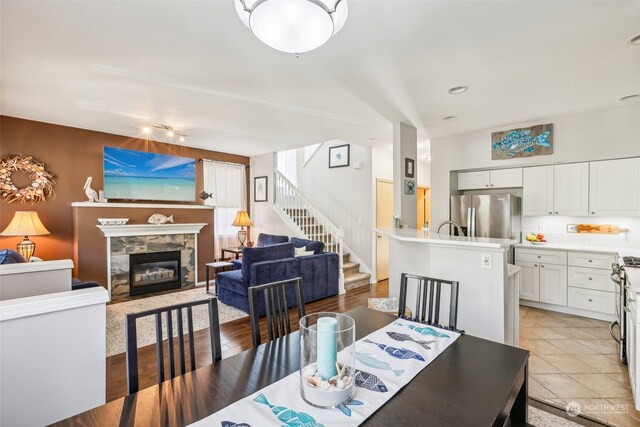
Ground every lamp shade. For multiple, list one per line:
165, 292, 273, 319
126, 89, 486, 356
232, 210, 253, 227
1, 211, 50, 236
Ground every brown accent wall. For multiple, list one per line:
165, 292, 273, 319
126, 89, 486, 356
0, 116, 250, 284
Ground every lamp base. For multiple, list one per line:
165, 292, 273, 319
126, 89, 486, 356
237, 228, 247, 248
17, 236, 35, 261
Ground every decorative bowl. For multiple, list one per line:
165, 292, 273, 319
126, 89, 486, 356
530, 241, 547, 245
97, 218, 129, 226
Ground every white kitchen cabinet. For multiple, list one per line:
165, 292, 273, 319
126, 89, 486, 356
457, 168, 522, 190
523, 163, 590, 216
567, 287, 615, 315
517, 261, 539, 302
523, 166, 554, 216
539, 263, 568, 306
590, 158, 640, 216
553, 162, 589, 216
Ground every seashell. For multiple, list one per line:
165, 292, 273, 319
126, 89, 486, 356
336, 379, 345, 389
301, 364, 316, 378
320, 381, 330, 391
306, 376, 322, 388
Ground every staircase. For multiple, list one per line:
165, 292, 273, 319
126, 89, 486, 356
274, 171, 371, 293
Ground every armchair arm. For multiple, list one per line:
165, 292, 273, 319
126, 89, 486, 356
249, 257, 300, 286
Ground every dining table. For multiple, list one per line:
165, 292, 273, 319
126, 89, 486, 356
53, 306, 530, 426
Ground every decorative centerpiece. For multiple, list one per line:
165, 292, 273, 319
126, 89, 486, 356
299, 312, 355, 408
97, 218, 129, 226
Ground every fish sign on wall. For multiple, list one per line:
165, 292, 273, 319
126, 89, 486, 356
491, 123, 553, 160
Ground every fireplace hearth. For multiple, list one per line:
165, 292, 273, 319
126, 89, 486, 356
129, 251, 181, 296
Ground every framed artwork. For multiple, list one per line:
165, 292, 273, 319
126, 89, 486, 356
491, 123, 553, 160
254, 176, 268, 202
405, 158, 415, 178
328, 144, 350, 168
404, 179, 416, 195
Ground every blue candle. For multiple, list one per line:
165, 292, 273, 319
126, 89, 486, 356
316, 317, 338, 380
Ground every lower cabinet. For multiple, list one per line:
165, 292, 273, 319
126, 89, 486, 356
518, 261, 539, 301
568, 287, 615, 314
539, 263, 568, 306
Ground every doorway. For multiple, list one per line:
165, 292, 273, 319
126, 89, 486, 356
417, 186, 431, 229
375, 179, 393, 281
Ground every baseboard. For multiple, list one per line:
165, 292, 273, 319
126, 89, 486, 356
520, 300, 616, 322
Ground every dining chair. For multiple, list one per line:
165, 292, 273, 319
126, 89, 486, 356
248, 277, 306, 347
398, 273, 462, 332
125, 297, 222, 394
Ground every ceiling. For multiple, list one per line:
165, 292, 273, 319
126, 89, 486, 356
2, 1, 639, 157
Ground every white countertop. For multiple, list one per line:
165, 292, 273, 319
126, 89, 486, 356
507, 264, 521, 277
376, 227, 517, 249
515, 242, 620, 253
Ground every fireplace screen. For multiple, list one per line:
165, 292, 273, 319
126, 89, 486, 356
129, 251, 181, 296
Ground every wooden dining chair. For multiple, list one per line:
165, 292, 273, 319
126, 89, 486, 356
248, 277, 306, 347
125, 297, 222, 394
398, 273, 462, 332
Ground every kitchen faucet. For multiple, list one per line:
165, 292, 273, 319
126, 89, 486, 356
437, 220, 465, 237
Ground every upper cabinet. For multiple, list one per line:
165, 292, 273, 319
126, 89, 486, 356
589, 158, 640, 216
523, 163, 589, 216
458, 168, 522, 190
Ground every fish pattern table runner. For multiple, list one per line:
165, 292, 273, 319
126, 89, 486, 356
190, 319, 460, 427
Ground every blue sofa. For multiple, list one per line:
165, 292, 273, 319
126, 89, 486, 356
216, 236, 339, 315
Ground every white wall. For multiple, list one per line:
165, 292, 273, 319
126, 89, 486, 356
249, 152, 292, 240
296, 143, 374, 273
431, 104, 640, 232
372, 148, 430, 186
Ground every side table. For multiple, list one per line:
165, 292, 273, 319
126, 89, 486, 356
205, 261, 233, 295
221, 247, 243, 260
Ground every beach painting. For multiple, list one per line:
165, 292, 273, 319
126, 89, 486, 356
103, 147, 196, 201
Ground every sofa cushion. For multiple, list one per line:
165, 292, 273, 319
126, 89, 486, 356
257, 233, 289, 247
216, 269, 247, 295
0, 249, 27, 264
241, 243, 295, 282
290, 237, 325, 255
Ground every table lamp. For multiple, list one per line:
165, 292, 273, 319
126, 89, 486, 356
0, 211, 50, 260
231, 210, 253, 248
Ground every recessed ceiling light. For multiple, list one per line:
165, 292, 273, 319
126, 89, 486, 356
627, 34, 640, 45
167, 130, 175, 137
142, 126, 151, 134
621, 94, 640, 102
179, 136, 186, 143
442, 116, 458, 121
448, 86, 468, 94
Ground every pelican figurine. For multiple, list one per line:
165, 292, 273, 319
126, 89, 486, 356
84, 176, 99, 202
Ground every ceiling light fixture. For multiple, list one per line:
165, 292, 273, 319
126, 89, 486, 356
234, 0, 348, 54
627, 34, 640, 45
142, 124, 187, 141
442, 116, 458, 121
620, 94, 640, 102
448, 86, 468, 94
142, 126, 151, 134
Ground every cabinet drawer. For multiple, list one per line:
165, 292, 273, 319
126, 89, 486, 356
568, 267, 614, 292
516, 249, 567, 265
568, 251, 617, 269
568, 287, 615, 314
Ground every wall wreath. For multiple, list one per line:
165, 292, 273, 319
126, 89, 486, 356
0, 155, 56, 204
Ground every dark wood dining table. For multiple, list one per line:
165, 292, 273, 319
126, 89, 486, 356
53, 306, 529, 426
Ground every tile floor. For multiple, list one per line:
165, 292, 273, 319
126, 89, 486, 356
520, 305, 640, 426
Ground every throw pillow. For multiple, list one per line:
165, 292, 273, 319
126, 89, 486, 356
0, 249, 27, 264
294, 247, 314, 257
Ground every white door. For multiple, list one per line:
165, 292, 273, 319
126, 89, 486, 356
457, 171, 490, 190
589, 158, 640, 216
376, 180, 393, 281
490, 168, 523, 188
553, 163, 589, 216
517, 261, 540, 302
523, 166, 554, 216
539, 263, 568, 306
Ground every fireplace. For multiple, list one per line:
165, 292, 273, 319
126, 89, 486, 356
129, 251, 181, 296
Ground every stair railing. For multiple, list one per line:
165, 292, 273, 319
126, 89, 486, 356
273, 169, 345, 293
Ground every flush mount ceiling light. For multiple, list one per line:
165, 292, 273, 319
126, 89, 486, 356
442, 116, 458, 121
627, 34, 640, 45
448, 86, 468, 95
143, 124, 187, 142
234, 0, 348, 54
621, 94, 640, 102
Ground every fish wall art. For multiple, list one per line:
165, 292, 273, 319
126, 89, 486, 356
491, 123, 553, 160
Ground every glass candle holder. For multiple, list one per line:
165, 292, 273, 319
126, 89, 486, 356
299, 312, 356, 408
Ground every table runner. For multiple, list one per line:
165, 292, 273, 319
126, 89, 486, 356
190, 318, 460, 426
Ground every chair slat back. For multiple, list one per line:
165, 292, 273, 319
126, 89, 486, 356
398, 273, 461, 331
125, 297, 222, 395
248, 277, 305, 347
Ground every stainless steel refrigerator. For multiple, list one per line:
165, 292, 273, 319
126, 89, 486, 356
450, 194, 521, 241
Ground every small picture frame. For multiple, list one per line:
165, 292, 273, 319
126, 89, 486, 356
329, 144, 350, 168
405, 158, 415, 178
404, 179, 416, 195
254, 176, 268, 202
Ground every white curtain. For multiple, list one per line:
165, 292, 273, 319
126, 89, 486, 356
203, 161, 247, 259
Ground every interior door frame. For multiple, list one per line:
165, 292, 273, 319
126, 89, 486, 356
375, 179, 393, 282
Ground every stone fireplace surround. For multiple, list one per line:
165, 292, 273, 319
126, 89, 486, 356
97, 223, 206, 300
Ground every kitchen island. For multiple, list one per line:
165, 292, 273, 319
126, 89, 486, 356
377, 227, 518, 344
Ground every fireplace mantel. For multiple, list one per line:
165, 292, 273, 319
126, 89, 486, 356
72, 202, 214, 210
97, 223, 207, 238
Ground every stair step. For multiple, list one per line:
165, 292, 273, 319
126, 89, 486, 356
342, 262, 360, 275
344, 272, 371, 291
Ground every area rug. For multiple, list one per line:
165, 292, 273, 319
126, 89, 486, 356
106, 288, 248, 357
529, 406, 581, 426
